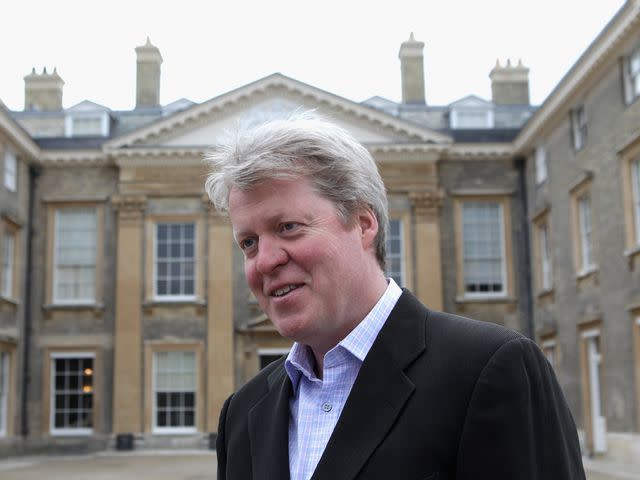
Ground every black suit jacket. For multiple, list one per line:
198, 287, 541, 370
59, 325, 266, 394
217, 290, 585, 479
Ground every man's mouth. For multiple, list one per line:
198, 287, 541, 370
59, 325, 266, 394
271, 285, 301, 297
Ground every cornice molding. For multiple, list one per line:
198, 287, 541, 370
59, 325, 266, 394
443, 143, 513, 160
40, 150, 111, 167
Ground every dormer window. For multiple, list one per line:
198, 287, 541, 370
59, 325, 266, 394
449, 95, 495, 129
65, 113, 109, 137
64, 101, 111, 137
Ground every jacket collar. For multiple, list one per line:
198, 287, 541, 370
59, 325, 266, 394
247, 290, 428, 480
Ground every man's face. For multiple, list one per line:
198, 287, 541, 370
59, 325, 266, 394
229, 177, 378, 354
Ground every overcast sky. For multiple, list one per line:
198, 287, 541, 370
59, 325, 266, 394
0, 0, 627, 112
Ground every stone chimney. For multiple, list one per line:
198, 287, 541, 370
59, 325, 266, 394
24, 67, 64, 111
489, 59, 530, 105
399, 33, 426, 104
135, 37, 163, 108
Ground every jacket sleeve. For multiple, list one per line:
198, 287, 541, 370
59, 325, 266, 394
217, 394, 233, 480
456, 337, 586, 480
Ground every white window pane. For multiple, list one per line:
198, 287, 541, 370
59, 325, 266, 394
4, 150, 16, 192
632, 159, 640, 242
155, 223, 196, 297
54, 208, 97, 302
462, 202, 505, 295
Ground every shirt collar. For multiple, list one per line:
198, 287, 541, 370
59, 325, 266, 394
284, 279, 402, 390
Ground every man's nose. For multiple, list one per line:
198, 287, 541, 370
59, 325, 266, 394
255, 237, 288, 274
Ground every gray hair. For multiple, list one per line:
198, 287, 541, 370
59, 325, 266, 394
204, 112, 389, 268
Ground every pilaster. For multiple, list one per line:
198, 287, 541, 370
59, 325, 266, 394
410, 190, 444, 310
111, 194, 146, 434
204, 199, 235, 432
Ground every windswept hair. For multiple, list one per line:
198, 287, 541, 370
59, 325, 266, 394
204, 112, 389, 268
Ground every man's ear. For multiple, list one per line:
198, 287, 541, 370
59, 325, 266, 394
357, 206, 379, 250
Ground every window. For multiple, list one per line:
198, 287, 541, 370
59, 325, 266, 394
535, 145, 547, 184
1, 229, 15, 298
571, 105, 588, 151
153, 351, 196, 432
633, 158, 640, 243
155, 223, 196, 299
53, 208, 97, 303
538, 221, 553, 291
460, 201, 506, 296
0, 351, 8, 436
385, 219, 405, 286
450, 109, 494, 129
578, 194, 595, 272
4, 149, 16, 192
623, 48, 640, 104
64, 112, 109, 137
50, 353, 94, 435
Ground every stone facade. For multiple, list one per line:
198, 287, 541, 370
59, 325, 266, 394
0, 2, 639, 463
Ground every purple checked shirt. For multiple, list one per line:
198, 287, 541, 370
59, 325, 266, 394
284, 279, 403, 480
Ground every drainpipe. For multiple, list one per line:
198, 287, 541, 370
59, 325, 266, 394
21, 164, 39, 436
515, 156, 535, 340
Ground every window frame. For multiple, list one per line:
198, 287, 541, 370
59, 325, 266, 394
3, 148, 16, 192
532, 208, 553, 294
571, 105, 588, 151
46, 203, 104, 307
0, 220, 19, 301
0, 349, 9, 437
454, 195, 514, 300
64, 111, 110, 137
622, 47, 640, 105
52, 207, 98, 305
450, 108, 495, 129
570, 175, 598, 279
153, 222, 197, 301
49, 351, 96, 436
535, 145, 547, 184
144, 343, 204, 435
145, 215, 205, 304
619, 137, 640, 267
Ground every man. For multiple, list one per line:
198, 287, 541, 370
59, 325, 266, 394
205, 114, 585, 480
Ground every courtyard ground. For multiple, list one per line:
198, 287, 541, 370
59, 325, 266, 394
1, 449, 639, 479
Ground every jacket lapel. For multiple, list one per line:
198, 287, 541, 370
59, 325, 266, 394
248, 365, 292, 480
311, 291, 428, 480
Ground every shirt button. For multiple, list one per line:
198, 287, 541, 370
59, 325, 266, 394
322, 402, 332, 412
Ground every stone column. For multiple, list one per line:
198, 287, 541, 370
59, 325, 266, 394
410, 190, 444, 311
111, 194, 146, 435
204, 203, 235, 432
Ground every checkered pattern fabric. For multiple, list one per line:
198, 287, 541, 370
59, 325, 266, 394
284, 279, 402, 480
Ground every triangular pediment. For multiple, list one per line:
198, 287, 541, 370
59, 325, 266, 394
105, 73, 451, 150
67, 100, 111, 113
449, 95, 493, 108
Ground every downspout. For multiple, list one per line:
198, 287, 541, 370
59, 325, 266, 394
21, 164, 39, 436
515, 156, 535, 340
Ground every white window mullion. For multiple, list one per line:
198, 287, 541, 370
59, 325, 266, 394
4, 149, 16, 192
2, 231, 15, 298
578, 195, 594, 271
0, 352, 8, 436
462, 201, 506, 297
53, 208, 97, 304
632, 158, 640, 244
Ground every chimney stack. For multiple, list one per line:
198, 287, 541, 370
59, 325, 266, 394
135, 37, 163, 108
399, 33, 426, 104
24, 67, 64, 111
489, 59, 530, 105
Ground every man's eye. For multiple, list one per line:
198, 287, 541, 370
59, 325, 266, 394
240, 238, 256, 250
281, 222, 298, 232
